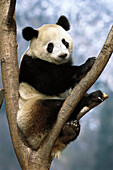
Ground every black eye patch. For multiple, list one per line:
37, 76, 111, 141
47, 43, 54, 53
62, 38, 69, 48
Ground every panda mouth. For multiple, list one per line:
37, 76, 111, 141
54, 57, 68, 64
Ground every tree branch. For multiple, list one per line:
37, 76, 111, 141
0, 0, 29, 169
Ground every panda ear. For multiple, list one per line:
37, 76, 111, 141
56, 15, 70, 31
22, 27, 38, 41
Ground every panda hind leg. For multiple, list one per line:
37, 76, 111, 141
51, 120, 80, 158
69, 90, 105, 121
24, 98, 65, 150
59, 120, 80, 144
58, 90, 104, 145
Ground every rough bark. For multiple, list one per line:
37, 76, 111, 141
0, 1, 113, 170
0, 0, 28, 168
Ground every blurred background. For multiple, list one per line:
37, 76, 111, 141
0, 0, 113, 169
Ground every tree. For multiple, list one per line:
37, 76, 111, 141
0, 0, 113, 169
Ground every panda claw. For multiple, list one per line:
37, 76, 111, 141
98, 96, 104, 102
64, 120, 80, 132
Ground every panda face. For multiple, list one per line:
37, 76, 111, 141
25, 24, 73, 65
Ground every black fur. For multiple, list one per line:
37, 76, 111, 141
62, 38, 69, 48
56, 15, 70, 31
19, 55, 96, 95
60, 120, 80, 144
47, 43, 54, 53
22, 27, 38, 41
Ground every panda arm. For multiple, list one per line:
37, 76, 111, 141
19, 55, 95, 95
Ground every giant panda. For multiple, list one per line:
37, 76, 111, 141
17, 16, 104, 158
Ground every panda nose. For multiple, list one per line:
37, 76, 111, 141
59, 53, 67, 59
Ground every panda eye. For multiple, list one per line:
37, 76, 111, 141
62, 38, 69, 48
47, 43, 54, 53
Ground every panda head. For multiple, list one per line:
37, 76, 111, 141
22, 16, 73, 65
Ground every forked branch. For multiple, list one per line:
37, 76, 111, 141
0, 0, 113, 169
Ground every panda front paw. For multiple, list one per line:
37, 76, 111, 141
60, 120, 80, 144
83, 57, 96, 73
